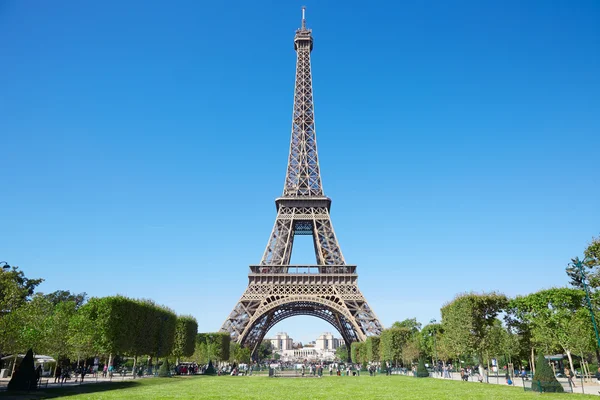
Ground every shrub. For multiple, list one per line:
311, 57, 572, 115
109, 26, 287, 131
531, 352, 563, 393
158, 358, 171, 377
416, 357, 429, 378
7, 348, 37, 391
204, 360, 216, 375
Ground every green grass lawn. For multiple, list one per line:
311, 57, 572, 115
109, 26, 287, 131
1, 375, 597, 400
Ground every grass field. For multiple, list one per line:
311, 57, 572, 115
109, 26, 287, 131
1, 375, 597, 400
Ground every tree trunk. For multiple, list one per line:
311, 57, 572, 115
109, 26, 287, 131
531, 347, 535, 374
132, 356, 137, 379
11, 355, 17, 375
566, 349, 575, 375
595, 348, 600, 365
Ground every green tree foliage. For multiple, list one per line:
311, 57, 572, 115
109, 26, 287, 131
380, 328, 412, 366
441, 292, 508, 370
197, 333, 231, 362
335, 344, 349, 361
0, 267, 44, 355
7, 348, 37, 391
365, 336, 380, 362
402, 335, 421, 366
44, 300, 77, 360
68, 301, 98, 360
70, 296, 177, 362
531, 352, 563, 393
14, 294, 54, 354
391, 318, 422, 334
43, 290, 87, 308
420, 323, 442, 363
257, 340, 272, 361
229, 342, 252, 364
0, 266, 43, 315
172, 316, 198, 360
351, 342, 366, 364
509, 288, 585, 371
566, 236, 600, 289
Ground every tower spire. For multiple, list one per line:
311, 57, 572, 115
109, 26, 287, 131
301, 6, 306, 29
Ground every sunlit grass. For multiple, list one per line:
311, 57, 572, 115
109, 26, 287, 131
1, 375, 596, 399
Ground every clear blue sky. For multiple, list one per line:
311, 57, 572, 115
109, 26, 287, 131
1, 0, 599, 344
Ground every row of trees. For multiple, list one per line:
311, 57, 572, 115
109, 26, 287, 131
0, 266, 198, 372
349, 237, 600, 377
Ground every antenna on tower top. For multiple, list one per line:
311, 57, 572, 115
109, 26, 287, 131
301, 6, 306, 29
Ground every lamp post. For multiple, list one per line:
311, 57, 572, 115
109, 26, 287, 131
570, 257, 600, 352
0, 261, 11, 269
430, 319, 438, 366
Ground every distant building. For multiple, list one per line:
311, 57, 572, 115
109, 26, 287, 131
273, 332, 342, 362
315, 332, 340, 351
270, 332, 293, 351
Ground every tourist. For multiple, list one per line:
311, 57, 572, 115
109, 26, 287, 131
102, 364, 107, 378
54, 365, 62, 384
565, 368, 576, 388
505, 370, 512, 385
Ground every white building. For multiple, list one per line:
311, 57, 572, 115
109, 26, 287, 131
270, 332, 293, 351
273, 332, 342, 362
315, 332, 340, 351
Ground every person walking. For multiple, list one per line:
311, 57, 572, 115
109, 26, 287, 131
54, 365, 62, 384
565, 368, 576, 388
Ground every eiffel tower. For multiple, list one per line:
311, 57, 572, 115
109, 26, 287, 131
220, 8, 383, 356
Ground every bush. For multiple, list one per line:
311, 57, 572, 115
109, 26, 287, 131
158, 358, 171, 377
531, 352, 563, 393
416, 357, 429, 378
7, 348, 37, 391
204, 360, 216, 375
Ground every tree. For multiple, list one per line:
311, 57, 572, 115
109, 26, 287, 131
68, 302, 98, 362
257, 340, 272, 361
567, 309, 596, 360
229, 342, 251, 364
420, 323, 441, 364
0, 266, 43, 316
509, 288, 586, 373
12, 294, 54, 354
172, 316, 198, 362
365, 336, 380, 363
335, 344, 349, 361
441, 292, 508, 375
45, 300, 77, 361
402, 334, 421, 366
0, 267, 44, 356
197, 333, 231, 363
391, 318, 422, 334
566, 236, 600, 289
42, 290, 87, 308
351, 342, 365, 364
380, 328, 412, 366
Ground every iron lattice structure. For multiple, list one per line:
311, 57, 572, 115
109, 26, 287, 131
220, 9, 383, 356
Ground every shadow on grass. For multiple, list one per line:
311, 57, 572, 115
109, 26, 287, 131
0, 378, 181, 400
